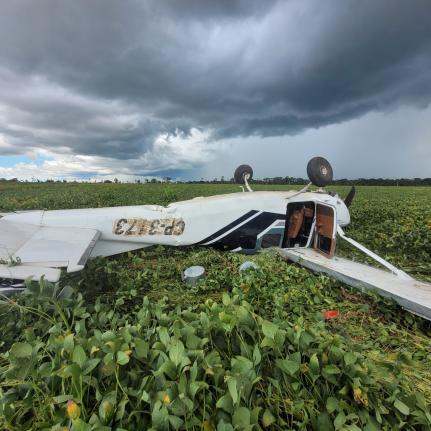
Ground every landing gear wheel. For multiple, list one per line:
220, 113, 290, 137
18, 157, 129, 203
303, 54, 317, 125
307, 157, 333, 187
234, 164, 253, 184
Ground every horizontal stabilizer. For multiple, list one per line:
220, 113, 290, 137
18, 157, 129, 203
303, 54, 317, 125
0, 220, 100, 281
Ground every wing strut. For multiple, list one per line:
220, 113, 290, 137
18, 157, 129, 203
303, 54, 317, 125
337, 226, 411, 280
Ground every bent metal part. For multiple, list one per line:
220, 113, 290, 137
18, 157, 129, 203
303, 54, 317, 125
1, 157, 430, 321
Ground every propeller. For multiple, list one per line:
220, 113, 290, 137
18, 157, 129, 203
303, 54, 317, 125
344, 186, 356, 208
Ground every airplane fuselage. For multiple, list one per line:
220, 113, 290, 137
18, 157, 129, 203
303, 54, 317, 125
3, 190, 350, 257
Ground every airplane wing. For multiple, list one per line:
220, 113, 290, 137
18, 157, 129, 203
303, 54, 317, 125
279, 247, 431, 321
0, 220, 100, 282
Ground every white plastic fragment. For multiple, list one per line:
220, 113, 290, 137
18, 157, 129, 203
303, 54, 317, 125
182, 265, 205, 285
239, 261, 259, 273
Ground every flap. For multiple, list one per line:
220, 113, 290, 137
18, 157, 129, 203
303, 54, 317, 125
0, 264, 61, 283
280, 248, 431, 321
0, 220, 100, 275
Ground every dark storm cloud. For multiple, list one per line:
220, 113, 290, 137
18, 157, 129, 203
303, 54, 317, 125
0, 0, 430, 162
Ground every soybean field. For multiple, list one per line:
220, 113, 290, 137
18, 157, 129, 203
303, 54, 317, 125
0, 182, 430, 430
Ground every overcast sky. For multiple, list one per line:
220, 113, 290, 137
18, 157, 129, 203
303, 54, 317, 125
0, 0, 430, 181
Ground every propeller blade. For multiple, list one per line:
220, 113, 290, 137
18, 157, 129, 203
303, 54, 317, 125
344, 186, 356, 208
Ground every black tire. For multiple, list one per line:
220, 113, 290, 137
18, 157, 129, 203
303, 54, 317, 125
234, 164, 253, 184
307, 157, 333, 187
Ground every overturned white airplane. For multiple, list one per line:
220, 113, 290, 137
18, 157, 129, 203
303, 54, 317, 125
1, 157, 430, 320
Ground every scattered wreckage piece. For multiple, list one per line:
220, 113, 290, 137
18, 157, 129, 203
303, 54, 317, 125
182, 265, 205, 285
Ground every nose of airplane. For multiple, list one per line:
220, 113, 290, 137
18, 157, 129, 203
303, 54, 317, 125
336, 198, 351, 227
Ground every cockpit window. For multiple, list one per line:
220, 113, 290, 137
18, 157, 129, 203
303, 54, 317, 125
261, 233, 282, 248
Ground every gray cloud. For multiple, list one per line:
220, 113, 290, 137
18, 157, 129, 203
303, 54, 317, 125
0, 0, 430, 173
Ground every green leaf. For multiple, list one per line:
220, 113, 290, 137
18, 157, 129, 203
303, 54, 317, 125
323, 365, 341, 375
71, 418, 91, 431
232, 407, 251, 428
168, 415, 184, 430
276, 359, 300, 376
52, 394, 74, 403
116, 351, 130, 365
261, 320, 278, 339
99, 398, 116, 425
262, 409, 276, 427
134, 338, 149, 358
217, 420, 234, 431
344, 352, 357, 366
189, 381, 208, 398
120, 326, 132, 343
394, 399, 410, 416
82, 358, 100, 375
216, 394, 234, 414
57, 285, 74, 300
64, 334, 74, 353
72, 345, 87, 368
169, 339, 185, 367
227, 377, 238, 404
334, 411, 346, 429
222, 292, 231, 306
151, 400, 169, 429
364, 418, 380, 431
158, 327, 170, 346
62, 363, 81, 381
310, 353, 320, 374
316, 412, 334, 431
186, 333, 202, 349
253, 345, 261, 366
326, 397, 339, 414
157, 359, 177, 379
10, 342, 32, 359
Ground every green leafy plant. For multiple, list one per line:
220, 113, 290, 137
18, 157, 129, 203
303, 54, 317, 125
0, 182, 430, 430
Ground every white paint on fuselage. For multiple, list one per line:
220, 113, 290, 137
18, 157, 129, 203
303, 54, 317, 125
2, 191, 350, 255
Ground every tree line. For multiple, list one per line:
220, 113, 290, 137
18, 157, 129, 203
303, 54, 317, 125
187, 176, 431, 186
1, 176, 430, 186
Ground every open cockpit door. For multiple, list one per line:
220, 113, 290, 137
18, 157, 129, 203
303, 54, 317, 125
282, 201, 336, 257
314, 203, 336, 257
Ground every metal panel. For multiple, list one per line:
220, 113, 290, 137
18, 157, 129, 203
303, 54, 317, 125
0, 220, 100, 277
0, 264, 61, 282
0, 220, 39, 260
14, 226, 100, 272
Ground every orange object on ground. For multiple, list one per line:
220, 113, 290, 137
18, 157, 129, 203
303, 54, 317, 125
323, 310, 339, 320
